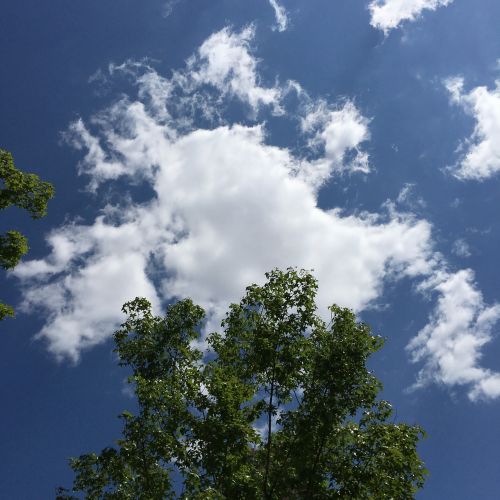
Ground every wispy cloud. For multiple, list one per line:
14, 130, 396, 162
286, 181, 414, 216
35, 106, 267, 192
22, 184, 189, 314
369, 0, 454, 34
445, 77, 500, 180
162, 0, 181, 18
396, 183, 426, 211
268, 0, 289, 32
452, 238, 471, 258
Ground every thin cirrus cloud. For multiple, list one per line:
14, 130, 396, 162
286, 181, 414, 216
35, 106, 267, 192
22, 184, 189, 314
369, 0, 454, 34
268, 0, 289, 32
445, 76, 500, 180
452, 238, 471, 258
162, 0, 180, 18
12, 27, 500, 401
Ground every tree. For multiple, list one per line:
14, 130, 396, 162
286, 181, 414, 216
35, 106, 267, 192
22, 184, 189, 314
57, 268, 427, 499
0, 148, 54, 319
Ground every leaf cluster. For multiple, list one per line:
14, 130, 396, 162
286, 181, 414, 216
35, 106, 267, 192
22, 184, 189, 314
58, 269, 427, 499
0, 148, 54, 319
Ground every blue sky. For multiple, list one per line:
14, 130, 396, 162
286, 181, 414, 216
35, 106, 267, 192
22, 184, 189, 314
1, 0, 500, 497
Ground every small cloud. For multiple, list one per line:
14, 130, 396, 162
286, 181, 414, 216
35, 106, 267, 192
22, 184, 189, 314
87, 69, 112, 97
88, 68, 107, 85
452, 238, 471, 258
466, 226, 491, 236
369, 0, 454, 35
408, 269, 500, 401
162, 0, 180, 18
444, 76, 464, 103
188, 25, 282, 114
396, 183, 426, 211
299, 100, 371, 187
268, 0, 289, 32
444, 77, 500, 180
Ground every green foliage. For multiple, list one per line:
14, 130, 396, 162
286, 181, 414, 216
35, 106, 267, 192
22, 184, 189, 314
0, 148, 54, 319
0, 148, 54, 218
58, 269, 427, 499
0, 231, 29, 269
0, 303, 15, 321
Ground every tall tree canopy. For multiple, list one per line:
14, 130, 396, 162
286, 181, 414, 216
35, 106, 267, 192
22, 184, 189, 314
0, 148, 54, 320
58, 269, 427, 499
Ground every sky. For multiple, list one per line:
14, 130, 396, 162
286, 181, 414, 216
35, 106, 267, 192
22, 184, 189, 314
1, 0, 500, 497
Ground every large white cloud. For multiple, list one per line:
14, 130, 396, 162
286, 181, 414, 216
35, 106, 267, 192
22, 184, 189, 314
17, 113, 426, 360
445, 77, 500, 180
369, 0, 454, 34
13, 27, 500, 401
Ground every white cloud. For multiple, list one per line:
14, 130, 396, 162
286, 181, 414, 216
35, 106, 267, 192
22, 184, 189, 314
369, 0, 454, 34
452, 238, 471, 258
16, 216, 163, 361
13, 26, 500, 401
162, 0, 180, 18
297, 100, 371, 188
396, 183, 426, 211
268, 0, 289, 32
188, 26, 282, 114
13, 31, 427, 361
15, 112, 434, 360
445, 77, 500, 180
408, 270, 500, 400
88, 27, 283, 127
